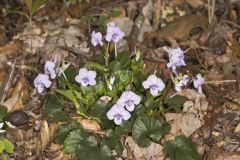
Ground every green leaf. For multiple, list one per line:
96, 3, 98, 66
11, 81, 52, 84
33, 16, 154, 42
110, 10, 121, 18
54, 122, 82, 144
115, 70, 133, 90
163, 135, 201, 160
0, 105, 8, 122
88, 102, 108, 117
1, 154, 8, 160
115, 52, 131, 67
108, 60, 121, 72
58, 65, 78, 87
32, 0, 46, 13
43, 95, 63, 115
165, 95, 189, 112
132, 116, 170, 148
84, 61, 108, 73
2, 139, 14, 153
25, 0, 33, 11
51, 112, 70, 122
64, 129, 111, 160
0, 140, 5, 153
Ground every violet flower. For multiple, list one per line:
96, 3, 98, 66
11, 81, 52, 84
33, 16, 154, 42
91, 31, 103, 46
105, 22, 124, 42
117, 91, 141, 112
163, 47, 186, 72
106, 104, 131, 125
193, 73, 204, 94
44, 61, 56, 79
34, 74, 52, 93
175, 75, 190, 92
75, 68, 97, 87
142, 74, 166, 96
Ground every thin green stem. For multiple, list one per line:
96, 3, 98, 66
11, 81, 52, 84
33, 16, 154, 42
105, 42, 110, 67
114, 42, 117, 58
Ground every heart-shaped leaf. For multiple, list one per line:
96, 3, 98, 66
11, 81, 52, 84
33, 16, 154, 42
64, 129, 111, 160
165, 95, 188, 112
163, 135, 201, 160
132, 116, 170, 147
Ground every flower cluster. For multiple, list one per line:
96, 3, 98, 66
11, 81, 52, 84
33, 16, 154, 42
163, 47, 204, 93
107, 91, 141, 125
34, 60, 63, 93
91, 22, 125, 46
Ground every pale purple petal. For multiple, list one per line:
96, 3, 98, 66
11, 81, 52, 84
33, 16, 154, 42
164, 47, 186, 71
197, 86, 203, 94
75, 68, 97, 87
175, 83, 182, 92
116, 96, 125, 107
193, 74, 204, 94
126, 103, 135, 112
37, 85, 44, 93
34, 74, 52, 93
114, 116, 123, 125
143, 74, 165, 96
106, 106, 116, 120
142, 80, 152, 89
156, 78, 165, 91
106, 104, 131, 125
91, 31, 103, 46
181, 75, 190, 85
105, 22, 124, 42
88, 78, 96, 86
44, 61, 56, 79
88, 71, 96, 79
150, 87, 159, 96
79, 68, 88, 75
122, 111, 131, 120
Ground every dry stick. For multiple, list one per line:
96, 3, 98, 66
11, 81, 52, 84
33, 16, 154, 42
0, 60, 16, 103
169, 79, 238, 98
211, 0, 216, 23
204, 79, 237, 84
208, 0, 211, 24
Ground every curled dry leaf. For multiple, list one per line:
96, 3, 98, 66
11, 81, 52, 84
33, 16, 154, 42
123, 136, 164, 160
40, 120, 59, 149
1, 77, 29, 112
77, 119, 101, 132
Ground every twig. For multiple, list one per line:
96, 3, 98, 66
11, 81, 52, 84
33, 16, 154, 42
1, 60, 16, 103
204, 80, 238, 84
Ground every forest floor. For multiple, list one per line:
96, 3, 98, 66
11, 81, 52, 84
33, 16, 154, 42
0, 0, 240, 159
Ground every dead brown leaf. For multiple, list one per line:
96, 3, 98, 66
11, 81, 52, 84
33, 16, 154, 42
40, 120, 59, 149
1, 77, 29, 112
146, 14, 208, 41
123, 136, 164, 160
75, 118, 101, 132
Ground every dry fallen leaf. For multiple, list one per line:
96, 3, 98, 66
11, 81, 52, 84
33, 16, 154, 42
77, 118, 101, 132
165, 113, 202, 137
123, 136, 164, 160
40, 120, 59, 149
1, 77, 29, 112
180, 113, 202, 137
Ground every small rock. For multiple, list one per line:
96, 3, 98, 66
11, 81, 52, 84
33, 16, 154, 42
10, 110, 29, 126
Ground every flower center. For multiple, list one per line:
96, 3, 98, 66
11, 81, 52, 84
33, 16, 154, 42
82, 77, 89, 83
150, 84, 158, 91
114, 114, 122, 120
125, 100, 134, 107
112, 33, 119, 40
